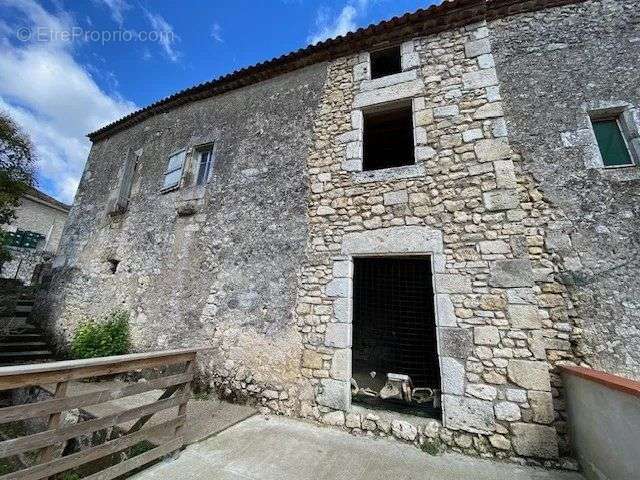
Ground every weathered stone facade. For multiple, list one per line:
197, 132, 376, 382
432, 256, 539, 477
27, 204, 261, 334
490, 0, 640, 380
293, 18, 573, 465
38, 0, 638, 469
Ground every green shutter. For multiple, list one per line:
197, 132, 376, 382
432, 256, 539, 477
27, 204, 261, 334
2, 230, 45, 249
592, 119, 633, 167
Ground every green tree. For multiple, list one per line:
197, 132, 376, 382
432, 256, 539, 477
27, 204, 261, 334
0, 111, 36, 269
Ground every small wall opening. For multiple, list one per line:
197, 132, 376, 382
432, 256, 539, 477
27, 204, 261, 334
363, 103, 415, 171
352, 256, 441, 418
370, 45, 402, 79
107, 259, 120, 274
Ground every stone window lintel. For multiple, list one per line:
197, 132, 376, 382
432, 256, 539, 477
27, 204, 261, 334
564, 100, 640, 172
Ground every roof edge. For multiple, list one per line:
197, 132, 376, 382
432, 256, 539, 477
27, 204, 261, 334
23, 187, 72, 213
88, 0, 587, 142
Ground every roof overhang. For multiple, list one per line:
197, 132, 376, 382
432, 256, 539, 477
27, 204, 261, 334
88, 0, 586, 142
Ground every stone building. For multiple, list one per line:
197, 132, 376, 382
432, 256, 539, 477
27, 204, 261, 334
39, 0, 640, 466
2, 187, 70, 284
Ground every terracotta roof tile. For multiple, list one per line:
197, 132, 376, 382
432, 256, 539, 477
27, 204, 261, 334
88, 0, 585, 142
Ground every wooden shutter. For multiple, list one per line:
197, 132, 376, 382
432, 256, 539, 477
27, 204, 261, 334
112, 149, 138, 214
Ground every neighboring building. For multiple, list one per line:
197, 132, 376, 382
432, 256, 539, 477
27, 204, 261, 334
38, 0, 640, 466
2, 187, 71, 284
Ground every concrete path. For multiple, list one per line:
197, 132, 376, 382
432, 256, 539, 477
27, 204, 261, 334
133, 415, 584, 480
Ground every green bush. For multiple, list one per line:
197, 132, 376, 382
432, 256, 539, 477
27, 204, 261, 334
70, 310, 130, 359
128, 440, 155, 458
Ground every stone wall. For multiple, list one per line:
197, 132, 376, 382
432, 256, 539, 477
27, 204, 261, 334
38, 63, 328, 403
490, 0, 640, 380
37, 0, 639, 469
1, 247, 53, 285
292, 18, 580, 466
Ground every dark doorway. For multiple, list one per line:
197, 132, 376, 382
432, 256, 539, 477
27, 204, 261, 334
352, 256, 441, 418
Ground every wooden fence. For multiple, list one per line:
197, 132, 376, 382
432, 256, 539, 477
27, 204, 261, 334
0, 349, 197, 480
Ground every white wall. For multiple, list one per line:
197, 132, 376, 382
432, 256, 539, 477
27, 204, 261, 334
11, 196, 69, 252
562, 369, 640, 480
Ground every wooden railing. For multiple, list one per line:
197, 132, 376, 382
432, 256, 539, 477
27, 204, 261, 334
0, 349, 197, 480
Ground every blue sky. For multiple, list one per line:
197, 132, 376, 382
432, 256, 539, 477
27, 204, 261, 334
0, 0, 437, 203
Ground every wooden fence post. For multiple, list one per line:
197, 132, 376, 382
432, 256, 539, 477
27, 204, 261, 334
172, 359, 193, 458
39, 380, 69, 478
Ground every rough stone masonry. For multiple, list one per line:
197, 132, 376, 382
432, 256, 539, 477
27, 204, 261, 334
37, 0, 640, 469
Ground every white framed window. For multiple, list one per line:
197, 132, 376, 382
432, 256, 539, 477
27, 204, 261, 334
195, 144, 214, 186
162, 149, 186, 191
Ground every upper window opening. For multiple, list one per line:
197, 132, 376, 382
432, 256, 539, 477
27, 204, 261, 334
363, 104, 414, 171
163, 150, 186, 190
196, 145, 214, 186
370, 46, 402, 80
591, 117, 634, 167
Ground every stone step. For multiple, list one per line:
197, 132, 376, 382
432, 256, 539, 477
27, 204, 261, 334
0, 350, 54, 360
14, 305, 33, 313
1, 333, 45, 341
0, 326, 40, 335
0, 341, 48, 351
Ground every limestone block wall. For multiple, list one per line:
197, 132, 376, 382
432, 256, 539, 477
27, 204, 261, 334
490, 0, 640, 380
294, 20, 580, 465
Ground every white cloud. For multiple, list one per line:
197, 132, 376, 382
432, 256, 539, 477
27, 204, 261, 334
144, 10, 180, 62
309, 0, 369, 44
97, 0, 131, 26
0, 0, 136, 204
211, 22, 223, 43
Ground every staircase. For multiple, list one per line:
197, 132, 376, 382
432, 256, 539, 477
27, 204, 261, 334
0, 291, 55, 366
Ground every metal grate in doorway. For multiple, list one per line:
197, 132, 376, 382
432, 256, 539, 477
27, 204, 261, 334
352, 256, 440, 389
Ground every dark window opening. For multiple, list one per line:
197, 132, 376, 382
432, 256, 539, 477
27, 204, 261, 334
352, 257, 441, 418
591, 117, 634, 167
107, 259, 120, 274
370, 46, 402, 79
363, 104, 415, 171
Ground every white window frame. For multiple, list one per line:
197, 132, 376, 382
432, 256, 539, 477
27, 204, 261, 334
563, 101, 640, 172
194, 143, 215, 186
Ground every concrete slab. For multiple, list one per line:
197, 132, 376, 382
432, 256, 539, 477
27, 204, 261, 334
133, 415, 584, 480
62, 380, 256, 445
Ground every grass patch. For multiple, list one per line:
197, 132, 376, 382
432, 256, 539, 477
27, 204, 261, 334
192, 391, 213, 401
128, 440, 155, 458
421, 437, 441, 456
